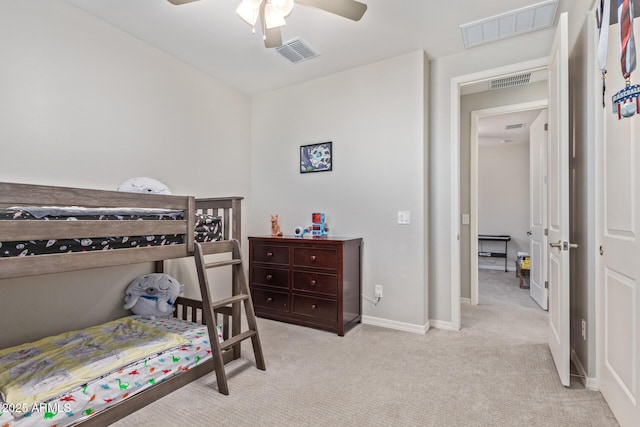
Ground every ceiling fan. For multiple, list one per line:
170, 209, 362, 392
166, 0, 367, 48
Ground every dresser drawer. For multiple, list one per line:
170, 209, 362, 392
292, 295, 337, 321
252, 266, 289, 289
252, 244, 289, 265
252, 288, 289, 312
293, 247, 337, 270
293, 271, 337, 296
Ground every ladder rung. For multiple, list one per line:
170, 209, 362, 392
211, 294, 249, 310
205, 259, 242, 269
220, 330, 257, 351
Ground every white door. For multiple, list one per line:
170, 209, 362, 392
530, 109, 548, 310
598, 14, 640, 427
547, 12, 571, 387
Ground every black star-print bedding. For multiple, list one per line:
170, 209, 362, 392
0, 207, 222, 257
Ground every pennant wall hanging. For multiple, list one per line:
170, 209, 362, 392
612, 0, 640, 119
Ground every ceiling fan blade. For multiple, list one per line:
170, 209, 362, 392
295, 0, 367, 21
166, 0, 201, 5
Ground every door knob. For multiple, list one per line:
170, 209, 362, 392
549, 241, 579, 250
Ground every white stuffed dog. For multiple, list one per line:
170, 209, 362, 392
117, 177, 172, 195
124, 273, 184, 318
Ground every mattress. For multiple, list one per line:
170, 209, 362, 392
0, 207, 222, 257
0, 316, 215, 427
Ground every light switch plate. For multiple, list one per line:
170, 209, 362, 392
397, 211, 411, 225
462, 214, 470, 225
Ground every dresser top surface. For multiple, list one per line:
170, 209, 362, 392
249, 236, 362, 244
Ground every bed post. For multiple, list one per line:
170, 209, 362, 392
232, 197, 242, 243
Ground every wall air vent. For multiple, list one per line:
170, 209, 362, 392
489, 73, 532, 90
505, 123, 526, 130
276, 38, 319, 64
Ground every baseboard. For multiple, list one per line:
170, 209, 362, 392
361, 316, 460, 333
460, 297, 471, 304
428, 319, 457, 331
361, 315, 428, 334
570, 349, 599, 390
478, 264, 516, 272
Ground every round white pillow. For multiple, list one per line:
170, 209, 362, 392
117, 177, 172, 195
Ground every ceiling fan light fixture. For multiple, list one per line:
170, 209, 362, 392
236, 0, 261, 26
264, 2, 287, 29
271, 0, 294, 17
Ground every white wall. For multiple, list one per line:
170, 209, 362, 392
250, 51, 429, 328
478, 143, 530, 269
0, 0, 251, 348
0, 0, 251, 197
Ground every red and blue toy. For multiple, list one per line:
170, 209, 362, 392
294, 213, 329, 238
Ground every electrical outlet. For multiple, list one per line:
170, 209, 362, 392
581, 319, 586, 340
375, 285, 383, 298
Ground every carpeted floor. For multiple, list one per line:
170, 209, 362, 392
112, 270, 618, 426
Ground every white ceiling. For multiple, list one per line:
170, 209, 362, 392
62, 0, 572, 96
478, 109, 545, 146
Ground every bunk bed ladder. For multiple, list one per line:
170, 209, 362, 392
193, 240, 266, 395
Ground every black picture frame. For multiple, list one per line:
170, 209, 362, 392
300, 142, 332, 173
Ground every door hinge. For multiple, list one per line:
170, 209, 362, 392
545, 280, 549, 289
544, 123, 548, 131
544, 228, 548, 236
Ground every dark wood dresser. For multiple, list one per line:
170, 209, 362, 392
248, 236, 362, 336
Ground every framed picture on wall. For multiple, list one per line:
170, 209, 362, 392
300, 142, 332, 173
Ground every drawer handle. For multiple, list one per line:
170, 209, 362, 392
266, 251, 274, 257
310, 279, 317, 286
266, 274, 273, 281
266, 297, 273, 303
311, 304, 317, 310
310, 255, 317, 262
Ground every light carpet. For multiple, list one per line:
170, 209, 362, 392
112, 270, 618, 426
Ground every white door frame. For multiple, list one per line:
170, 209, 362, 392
469, 100, 548, 305
450, 57, 549, 329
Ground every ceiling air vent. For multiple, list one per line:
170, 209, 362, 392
276, 38, 319, 64
460, 0, 558, 48
505, 123, 526, 130
489, 73, 532, 90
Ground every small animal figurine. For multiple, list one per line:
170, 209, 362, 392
271, 215, 283, 237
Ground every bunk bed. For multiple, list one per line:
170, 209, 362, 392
0, 182, 244, 426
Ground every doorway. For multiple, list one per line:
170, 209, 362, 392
449, 58, 550, 331
468, 102, 548, 308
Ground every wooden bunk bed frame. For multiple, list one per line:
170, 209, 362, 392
0, 181, 244, 426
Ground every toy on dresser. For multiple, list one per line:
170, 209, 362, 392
294, 212, 329, 238
271, 214, 283, 237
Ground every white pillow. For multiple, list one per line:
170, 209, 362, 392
117, 177, 172, 195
